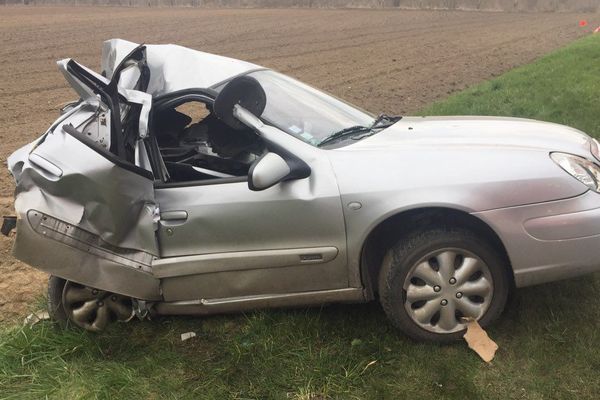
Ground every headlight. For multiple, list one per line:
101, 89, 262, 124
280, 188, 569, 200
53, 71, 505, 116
590, 138, 600, 162
551, 152, 600, 192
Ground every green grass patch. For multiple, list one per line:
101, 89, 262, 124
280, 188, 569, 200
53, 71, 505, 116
2, 35, 600, 399
1, 280, 599, 399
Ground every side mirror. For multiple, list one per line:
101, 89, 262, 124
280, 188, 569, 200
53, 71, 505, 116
249, 152, 291, 191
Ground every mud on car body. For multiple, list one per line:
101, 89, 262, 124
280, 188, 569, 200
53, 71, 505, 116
5, 39, 600, 341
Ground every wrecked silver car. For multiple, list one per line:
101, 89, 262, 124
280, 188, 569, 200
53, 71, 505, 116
5, 39, 600, 342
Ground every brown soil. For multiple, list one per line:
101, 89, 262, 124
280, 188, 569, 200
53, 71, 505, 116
0, 6, 596, 322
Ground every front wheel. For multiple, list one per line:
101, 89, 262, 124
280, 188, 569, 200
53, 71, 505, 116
378, 227, 510, 342
47, 276, 134, 332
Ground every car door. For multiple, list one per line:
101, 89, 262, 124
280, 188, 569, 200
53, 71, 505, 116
153, 127, 349, 302
8, 48, 161, 300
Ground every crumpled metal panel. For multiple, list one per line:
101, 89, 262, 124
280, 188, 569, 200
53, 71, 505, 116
13, 212, 160, 300
8, 125, 158, 255
56, 58, 153, 141
101, 38, 262, 96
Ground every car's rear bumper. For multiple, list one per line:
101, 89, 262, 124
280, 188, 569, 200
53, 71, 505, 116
474, 191, 600, 288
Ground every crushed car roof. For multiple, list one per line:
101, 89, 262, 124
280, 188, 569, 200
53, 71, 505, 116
101, 38, 262, 97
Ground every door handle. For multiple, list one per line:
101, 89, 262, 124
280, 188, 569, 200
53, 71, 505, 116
29, 153, 63, 177
160, 210, 188, 222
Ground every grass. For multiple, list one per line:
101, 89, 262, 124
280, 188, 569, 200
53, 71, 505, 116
2, 34, 600, 400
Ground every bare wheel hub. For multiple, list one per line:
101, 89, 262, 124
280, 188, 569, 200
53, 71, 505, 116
403, 248, 494, 334
62, 281, 134, 332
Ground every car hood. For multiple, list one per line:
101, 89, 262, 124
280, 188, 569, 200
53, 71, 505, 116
327, 116, 593, 212
344, 116, 591, 156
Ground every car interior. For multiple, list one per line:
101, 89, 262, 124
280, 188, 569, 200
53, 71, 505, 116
150, 95, 266, 183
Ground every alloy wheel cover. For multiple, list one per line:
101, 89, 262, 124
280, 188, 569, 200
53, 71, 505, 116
402, 248, 494, 334
62, 281, 134, 332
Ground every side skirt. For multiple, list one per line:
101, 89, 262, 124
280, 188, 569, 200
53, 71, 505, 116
153, 287, 366, 316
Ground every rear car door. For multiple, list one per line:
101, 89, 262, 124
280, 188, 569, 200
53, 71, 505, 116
7, 47, 161, 300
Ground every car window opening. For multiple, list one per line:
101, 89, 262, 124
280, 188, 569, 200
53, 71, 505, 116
152, 99, 265, 183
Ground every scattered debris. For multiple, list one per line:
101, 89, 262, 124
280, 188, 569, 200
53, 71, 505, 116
23, 310, 50, 327
595, 26, 600, 34
361, 360, 377, 375
463, 318, 498, 363
180, 331, 197, 341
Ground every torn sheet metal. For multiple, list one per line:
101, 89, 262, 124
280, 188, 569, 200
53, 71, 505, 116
57, 58, 108, 103
6, 41, 163, 300
8, 125, 157, 253
120, 87, 151, 139
13, 211, 160, 300
57, 58, 152, 142
6, 40, 243, 273
101, 38, 262, 96
7, 123, 161, 299
23, 310, 50, 327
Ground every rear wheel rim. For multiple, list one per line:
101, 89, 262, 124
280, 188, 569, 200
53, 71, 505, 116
62, 281, 133, 332
402, 248, 494, 334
